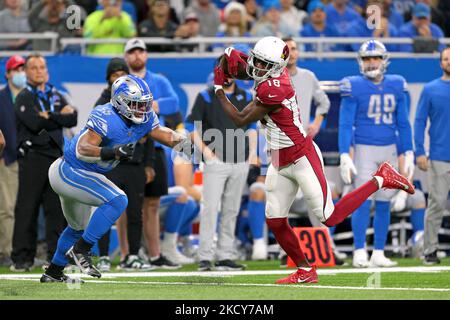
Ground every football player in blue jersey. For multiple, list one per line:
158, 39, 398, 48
40, 74, 192, 283
338, 40, 415, 268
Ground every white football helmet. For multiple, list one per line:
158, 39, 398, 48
357, 39, 390, 80
111, 74, 153, 124
246, 36, 290, 82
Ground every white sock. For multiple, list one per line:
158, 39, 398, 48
299, 267, 312, 271
373, 176, 384, 189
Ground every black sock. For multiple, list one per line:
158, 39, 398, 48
74, 237, 93, 254
46, 263, 65, 277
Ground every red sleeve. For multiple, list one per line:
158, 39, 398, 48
256, 79, 295, 105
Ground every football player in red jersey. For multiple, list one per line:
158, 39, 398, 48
214, 36, 415, 284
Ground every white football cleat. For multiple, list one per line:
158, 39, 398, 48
251, 239, 268, 261
369, 250, 398, 267
353, 249, 370, 268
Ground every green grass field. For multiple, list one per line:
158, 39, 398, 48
1, 258, 449, 300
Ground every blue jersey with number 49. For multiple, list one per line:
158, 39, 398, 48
338, 74, 413, 154
64, 103, 159, 174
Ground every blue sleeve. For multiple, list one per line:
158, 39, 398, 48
396, 92, 413, 153
155, 76, 179, 115
339, 96, 357, 154
86, 109, 109, 138
413, 86, 430, 157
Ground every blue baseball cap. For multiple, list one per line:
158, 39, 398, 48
307, 1, 325, 14
263, 0, 281, 13
412, 3, 430, 18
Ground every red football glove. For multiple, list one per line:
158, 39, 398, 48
214, 65, 226, 93
224, 47, 249, 77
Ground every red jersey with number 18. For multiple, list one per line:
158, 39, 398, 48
255, 68, 313, 168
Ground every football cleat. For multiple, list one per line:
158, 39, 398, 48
96, 256, 111, 272
117, 255, 154, 271
353, 249, 370, 268
276, 266, 318, 284
40, 273, 84, 284
369, 250, 398, 267
374, 162, 415, 194
215, 260, 246, 271
65, 246, 101, 278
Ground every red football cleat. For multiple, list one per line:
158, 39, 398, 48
374, 162, 415, 194
276, 266, 318, 284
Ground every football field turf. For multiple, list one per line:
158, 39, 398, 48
0, 259, 449, 300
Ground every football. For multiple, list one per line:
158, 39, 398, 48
219, 53, 251, 81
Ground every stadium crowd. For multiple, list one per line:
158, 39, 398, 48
0, 0, 449, 53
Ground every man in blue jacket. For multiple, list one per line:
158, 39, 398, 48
0, 56, 26, 267
414, 47, 450, 265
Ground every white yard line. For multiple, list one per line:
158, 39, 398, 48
3, 278, 450, 293
1, 265, 450, 279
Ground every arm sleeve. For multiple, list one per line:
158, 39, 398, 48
14, 93, 60, 133
338, 96, 357, 154
155, 76, 179, 115
413, 86, 430, 157
396, 92, 413, 153
311, 73, 330, 116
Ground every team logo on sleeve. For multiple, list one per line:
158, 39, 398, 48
87, 114, 108, 136
340, 78, 352, 96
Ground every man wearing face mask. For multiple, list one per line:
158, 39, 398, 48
0, 56, 25, 267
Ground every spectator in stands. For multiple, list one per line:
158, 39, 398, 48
174, 11, 201, 52
124, 38, 181, 269
384, 0, 405, 30
0, 0, 30, 50
183, 0, 220, 37
0, 56, 25, 268
241, 0, 263, 31
212, 1, 250, 52
280, 0, 307, 34
186, 65, 256, 271
29, 0, 85, 51
438, 0, 450, 37
404, 0, 446, 35
250, 0, 297, 38
346, 0, 399, 52
414, 47, 450, 265
11, 54, 77, 272
398, 3, 445, 52
138, 0, 179, 52
83, 0, 136, 55
300, 1, 340, 52
325, 0, 364, 36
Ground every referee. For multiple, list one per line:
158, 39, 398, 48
11, 54, 77, 272
414, 47, 450, 265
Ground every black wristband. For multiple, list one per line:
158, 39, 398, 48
100, 147, 116, 160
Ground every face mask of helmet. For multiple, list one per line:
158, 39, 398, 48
117, 95, 152, 124
111, 76, 153, 125
246, 52, 284, 82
